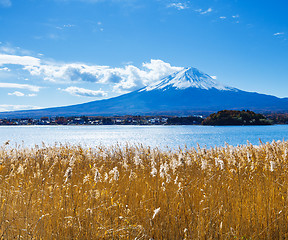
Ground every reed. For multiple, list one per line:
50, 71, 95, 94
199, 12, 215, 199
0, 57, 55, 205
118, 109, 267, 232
0, 141, 288, 239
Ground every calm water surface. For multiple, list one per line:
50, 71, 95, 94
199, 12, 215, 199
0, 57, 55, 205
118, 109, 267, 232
0, 125, 287, 149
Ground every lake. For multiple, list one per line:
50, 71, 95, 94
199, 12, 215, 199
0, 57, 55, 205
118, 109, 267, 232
0, 125, 288, 149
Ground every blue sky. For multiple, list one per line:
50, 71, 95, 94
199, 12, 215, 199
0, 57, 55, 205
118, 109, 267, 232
0, 0, 287, 112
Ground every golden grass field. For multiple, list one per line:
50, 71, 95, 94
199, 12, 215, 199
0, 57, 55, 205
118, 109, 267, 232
1, 141, 288, 239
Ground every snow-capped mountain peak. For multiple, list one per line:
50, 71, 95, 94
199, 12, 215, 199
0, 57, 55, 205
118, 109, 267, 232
140, 67, 236, 92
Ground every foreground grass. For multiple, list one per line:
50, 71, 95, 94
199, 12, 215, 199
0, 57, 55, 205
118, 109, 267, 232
1, 141, 288, 239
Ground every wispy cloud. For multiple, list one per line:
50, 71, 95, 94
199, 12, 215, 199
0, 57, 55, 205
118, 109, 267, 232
0, 54, 40, 67
0, 43, 33, 56
47, 33, 61, 40
0, 46, 17, 54
8, 91, 25, 97
59, 86, 108, 97
196, 8, 213, 15
232, 14, 240, 19
56, 24, 76, 30
0, 83, 41, 92
0, 67, 10, 72
219, 16, 226, 19
0, 104, 40, 112
274, 32, 285, 36
7, 91, 37, 97
167, 3, 189, 10
0, 0, 11, 7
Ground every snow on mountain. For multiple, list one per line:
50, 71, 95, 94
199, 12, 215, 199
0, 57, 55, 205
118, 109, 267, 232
1, 66, 288, 118
140, 67, 237, 92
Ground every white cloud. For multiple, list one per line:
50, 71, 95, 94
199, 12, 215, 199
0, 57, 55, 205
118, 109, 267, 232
0, 67, 10, 71
24, 59, 183, 93
0, 0, 11, 7
63, 24, 75, 28
0, 52, 183, 95
196, 8, 212, 15
0, 104, 40, 112
0, 46, 16, 54
219, 16, 226, 19
24, 63, 109, 83
47, 33, 61, 40
0, 44, 34, 56
201, 8, 212, 14
0, 83, 41, 92
7, 91, 37, 97
274, 32, 285, 36
0, 54, 40, 67
56, 24, 76, 30
167, 3, 189, 10
60, 86, 108, 97
232, 14, 240, 18
8, 91, 25, 97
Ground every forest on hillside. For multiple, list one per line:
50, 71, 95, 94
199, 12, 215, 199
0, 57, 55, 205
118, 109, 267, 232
202, 110, 273, 126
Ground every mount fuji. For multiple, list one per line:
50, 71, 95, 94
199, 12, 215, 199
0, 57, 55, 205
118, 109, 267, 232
1, 67, 288, 118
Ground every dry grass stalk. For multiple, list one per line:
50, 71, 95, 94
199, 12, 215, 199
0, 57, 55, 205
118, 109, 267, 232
0, 141, 288, 239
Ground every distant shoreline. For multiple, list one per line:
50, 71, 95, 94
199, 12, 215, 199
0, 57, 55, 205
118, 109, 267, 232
1, 110, 287, 126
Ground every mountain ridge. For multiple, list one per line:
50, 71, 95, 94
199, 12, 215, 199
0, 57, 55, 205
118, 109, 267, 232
140, 67, 237, 92
1, 67, 288, 118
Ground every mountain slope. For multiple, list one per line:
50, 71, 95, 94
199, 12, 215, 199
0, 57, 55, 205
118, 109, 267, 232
1, 67, 288, 118
140, 67, 236, 91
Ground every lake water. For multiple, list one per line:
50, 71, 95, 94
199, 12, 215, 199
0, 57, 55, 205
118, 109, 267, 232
0, 125, 288, 149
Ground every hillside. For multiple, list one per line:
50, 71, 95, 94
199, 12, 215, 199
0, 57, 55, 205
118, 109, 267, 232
202, 110, 273, 126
